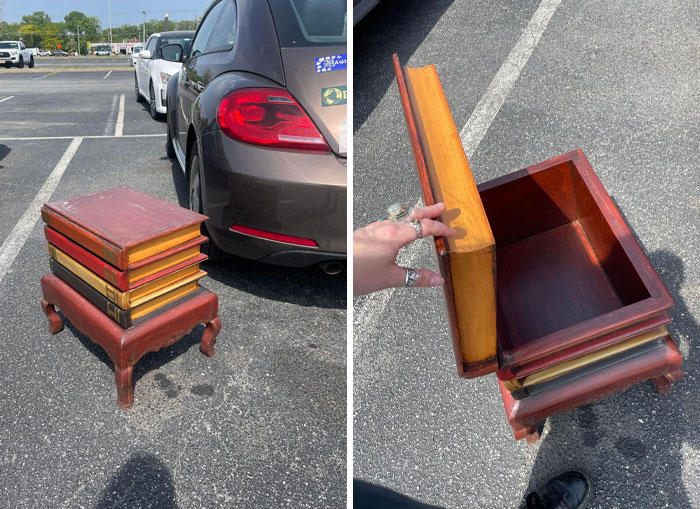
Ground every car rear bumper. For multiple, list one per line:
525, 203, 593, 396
200, 130, 347, 265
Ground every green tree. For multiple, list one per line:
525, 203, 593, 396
0, 21, 21, 40
64, 11, 101, 38
18, 24, 39, 47
42, 23, 61, 50
21, 11, 51, 28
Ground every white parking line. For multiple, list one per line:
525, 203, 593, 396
103, 94, 119, 136
0, 134, 166, 141
32, 73, 54, 81
0, 137, 83, 287
459, 0, 562, 158
0, 96, 13, 103
354, 0, 562, 347
115, 94, 125, 136
103, 71, 112, 80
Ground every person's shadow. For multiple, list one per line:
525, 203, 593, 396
523, 250, 699, 508
95, 453, 177, 508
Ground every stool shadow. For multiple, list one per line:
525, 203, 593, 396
61, 319, 205, 388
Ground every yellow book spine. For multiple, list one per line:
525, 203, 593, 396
126, 224, 201, 264
130, 281, 198, 319
128, 270, 206, 308
48, 244, 130, 309
127, 246, 201, 283
128, 264, 200, 302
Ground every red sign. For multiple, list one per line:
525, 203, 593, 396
57, 44, 61, 49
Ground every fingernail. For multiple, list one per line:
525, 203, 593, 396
430, 275, 444, 286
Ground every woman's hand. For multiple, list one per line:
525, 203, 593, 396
353, 202, 455, 296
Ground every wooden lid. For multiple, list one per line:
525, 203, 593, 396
393, 54, 498, 377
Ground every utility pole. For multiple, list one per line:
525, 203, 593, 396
142, 11, 146, 44
108, 0, 113, 47
76, 25, 80, 56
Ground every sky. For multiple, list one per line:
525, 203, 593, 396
0, 0, 212, 27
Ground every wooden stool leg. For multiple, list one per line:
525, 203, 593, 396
200, 317, 222, 357
652, 368, 685, 395
511, 421, 541, 443
114, 364, 134, 409
41, 299, 64, 334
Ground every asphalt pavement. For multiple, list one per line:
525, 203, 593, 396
0, 69, 346, 507
354, 1, 700, 508
34, 56, 132, 68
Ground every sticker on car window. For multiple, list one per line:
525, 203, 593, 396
315, 54, 347, 73
322, 86, 347, 107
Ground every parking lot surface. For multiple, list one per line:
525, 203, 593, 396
34, 56, 131, 68
354, 1, 700, 508
0, 69, 346, 507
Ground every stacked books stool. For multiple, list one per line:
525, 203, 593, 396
393, 55, 684, 442
39, 187, 222, 409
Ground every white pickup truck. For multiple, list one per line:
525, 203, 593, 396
0, 41, 35, 68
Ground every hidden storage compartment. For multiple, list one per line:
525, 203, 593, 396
478, 160, 651, 355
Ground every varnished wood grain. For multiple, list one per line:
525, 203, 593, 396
395, 55, 497, 371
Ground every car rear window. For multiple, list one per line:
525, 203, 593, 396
156, 35, 193, 58
268, 0, 346, 47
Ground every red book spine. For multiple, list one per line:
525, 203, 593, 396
45, 226, 127, 289
41, 207, 127, 269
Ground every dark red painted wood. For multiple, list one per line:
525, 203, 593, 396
40, 273, 221, 409
499, 335, 683, 442
43, 186, 208, 269
477, 150, 674, 370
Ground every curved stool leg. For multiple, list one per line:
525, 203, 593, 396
200, 317, 222, 357
41, 299, 64, 334
652, 368, 685, 395
114, 364, 134, 409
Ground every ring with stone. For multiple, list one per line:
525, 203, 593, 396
385, 202, 410, 222
408, 218, 423, 239
404, 268, 420, 287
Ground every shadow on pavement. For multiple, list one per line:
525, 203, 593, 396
523, 251, 698, 508
95, 453, 177, 508
0, 144, 9, 169
354, 0, 456, 132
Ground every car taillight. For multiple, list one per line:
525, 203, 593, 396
217, 88, 330, 152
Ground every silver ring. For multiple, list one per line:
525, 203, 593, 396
404, 268, 420, 287
408, 219, 423, 239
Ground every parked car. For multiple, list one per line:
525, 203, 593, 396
52, 50, 69, 56
0, 40, 34, 68
164, 0, 347, 270
130, 46, 143, 66
134, 31, 193, 119
38, 50, 51, 56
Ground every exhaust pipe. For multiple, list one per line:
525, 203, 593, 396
319, 261, 345, 275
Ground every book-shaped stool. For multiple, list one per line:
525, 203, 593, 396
40, 273, 222, 409
393, 55, 684, 442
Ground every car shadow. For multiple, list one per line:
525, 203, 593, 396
0, 144, 10, 169
354, 0, 457, 132
167, 158, 346, 310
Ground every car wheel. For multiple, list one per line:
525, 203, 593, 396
134, 73, 142, 102
28, 56, 34, 68
4, 62, 10, 69
189, 146, 226, 261
17, 57, 24, 69
149, 82, 162, 120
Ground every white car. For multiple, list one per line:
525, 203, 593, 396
0, 41, 34, 68
130, 46, 143, 66
38, 50, 51, 56
135, 31, 193, 119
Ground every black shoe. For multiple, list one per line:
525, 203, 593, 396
525, 471, 590, 509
